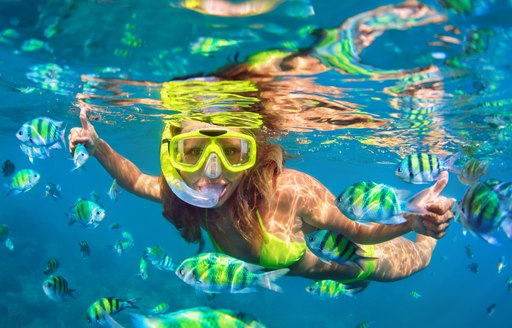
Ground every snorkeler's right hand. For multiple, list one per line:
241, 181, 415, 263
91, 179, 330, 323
68, 107, 101, 156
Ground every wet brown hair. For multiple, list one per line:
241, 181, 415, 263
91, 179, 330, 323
160, 126, 285, 247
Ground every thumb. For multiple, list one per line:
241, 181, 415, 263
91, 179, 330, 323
432, 171, 449, 195
79, 107, 92, 130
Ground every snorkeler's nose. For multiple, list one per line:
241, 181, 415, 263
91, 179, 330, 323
203, 153, 222, 179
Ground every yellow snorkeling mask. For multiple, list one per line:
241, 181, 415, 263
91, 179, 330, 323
160, 124, 257, 208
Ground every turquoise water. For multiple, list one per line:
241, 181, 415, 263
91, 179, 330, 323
1, 0, 512, 327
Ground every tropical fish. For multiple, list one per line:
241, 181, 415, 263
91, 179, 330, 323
2, 159, 15, 177
152, 254, 175, 271
454, 182, 512, 245
467, 262, 479, 274
138, 257, 149, 280
5, 169, 40, 196
43, 257, 59, 275
498, 256, 506, 274
354, 320, 375, 328
79, 240, 91, 258
335, 181, 423, 225
410, 290, 422, 299
175, 252, 289, 294
395, 153, 459, 184
148, 302, 171, 315
305, 230, 375, 269
143, 246, 166, 262
109, 223, 121, 231
67, 199, 106, 229
457, 158, 488, 185
0, 224, 14, 251
305, 280, 360, 300
108, 240, 134, 256
44, 182, 62, 200
85, 297, 139, 325
121, 231, 133, 242
129, 307, 266, 328
16, 116, 66, 149
487, 303, 496, 316
71, 144, 89, 171
107, 179, 119, 202
42, 275, 76, 302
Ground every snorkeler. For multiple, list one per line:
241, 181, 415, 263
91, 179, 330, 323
68, 1, 454, 285
69, 107, 453, 285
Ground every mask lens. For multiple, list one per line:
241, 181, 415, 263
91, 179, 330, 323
217, 137, 251, 166
174, 137, 210, 166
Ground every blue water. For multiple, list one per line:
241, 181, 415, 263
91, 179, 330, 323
1, 0, 512, 327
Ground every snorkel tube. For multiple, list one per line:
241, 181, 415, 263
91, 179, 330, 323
160, 124, 220, 208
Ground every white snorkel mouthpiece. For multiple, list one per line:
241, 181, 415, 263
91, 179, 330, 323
168, 172, 220, 208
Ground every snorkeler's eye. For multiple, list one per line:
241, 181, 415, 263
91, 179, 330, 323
223, 147, 239, 156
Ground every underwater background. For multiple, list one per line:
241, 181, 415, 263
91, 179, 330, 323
1, 0, 512, 327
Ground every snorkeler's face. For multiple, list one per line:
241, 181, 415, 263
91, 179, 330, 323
178, 123, 250, 207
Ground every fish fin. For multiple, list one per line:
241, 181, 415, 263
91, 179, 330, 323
501, 218, 512, 240
58, 126, 67, 150
67, 219, 76, 226
99, 308, 125, 328
5, 238, 14, 251
444, 152, 461, 173
68, 288, 77, 299
479, 232, 500, 246
258, 268, 289, 293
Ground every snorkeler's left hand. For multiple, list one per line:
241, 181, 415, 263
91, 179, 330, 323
404, 171, 456, 239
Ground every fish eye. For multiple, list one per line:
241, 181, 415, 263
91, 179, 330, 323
308, 236, 315, 242
178, 269, 184, 275
397, 168, 402, 172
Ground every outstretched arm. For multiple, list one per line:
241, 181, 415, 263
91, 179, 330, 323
68, 107, 161, 202
295, 170, 453, 244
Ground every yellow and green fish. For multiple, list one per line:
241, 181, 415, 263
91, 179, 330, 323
85, 297, 139, 325
395, 153, 459, 184
5, 169, 40, 196
42, 275, 76, 302
175, 252, 289, 294
43, 257, 59, 275
67, 199, 106, 229
305, 280, 361, 300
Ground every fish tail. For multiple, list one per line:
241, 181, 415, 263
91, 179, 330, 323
258, 268, 289, 293
445, 152, 461, 173
125, 298, 141, 309
68, 288, 77, 299
58, 125, 67, 150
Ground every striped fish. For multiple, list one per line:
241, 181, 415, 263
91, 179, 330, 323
0, 224, 14, 251
457, 158, 488, 185
129, 307, 266, 328
454, 182, 512, 245
138, 257, 149, 280
395, 153, 459, 184
305, 230, 375, 269
42, 275, 76, 302
305, 280, 360, 300
148, 302, 171, 315
335, 181, 421, 224
175, 252, 289, 294
16, 116, 66, 149
143, 246, 166, 262
71, 144, 89, 172
85, 297, 139, 325
151, 254, 175, 271
67, 199, 105, 229
79, 240, 91, 258
5, 169, 40, 196
43, 257, 59, 275
108, 240, 134, 256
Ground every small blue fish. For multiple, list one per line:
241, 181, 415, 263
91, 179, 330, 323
44, 182, 62, 200
43, 257, 59, 275
454, 182, 512, 245
71, 144, 89, 171
79, 240, 91, 258
395, 153, 459, 184
498, 256, 506, 274
42, 275, 76, 302
305, 280, 360, 300
5, 169, 40, 196
0, 224, 14, 251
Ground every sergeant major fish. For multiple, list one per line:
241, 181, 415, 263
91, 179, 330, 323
42, 274, 76, 302
305, 230, 376, 269
457, 158, 488, 185
335, 181, 425, 225
67, 199, 106, 229
43, 257, 59, 275
175, 252, 289, 294
85, 297, 139, 325
305, 280, 361, 300
16, 116, 66, 150
71, 144, 89, 171
453, 182, 512, 245
5, 169, 40, 196
395, 153, 459, 184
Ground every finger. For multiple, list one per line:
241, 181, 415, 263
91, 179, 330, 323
432, 171, 449, 195
79, 107, 91, 129
426, 197, 455, 215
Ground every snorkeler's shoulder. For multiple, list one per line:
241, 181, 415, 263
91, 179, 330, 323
277, 169, 324, 190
